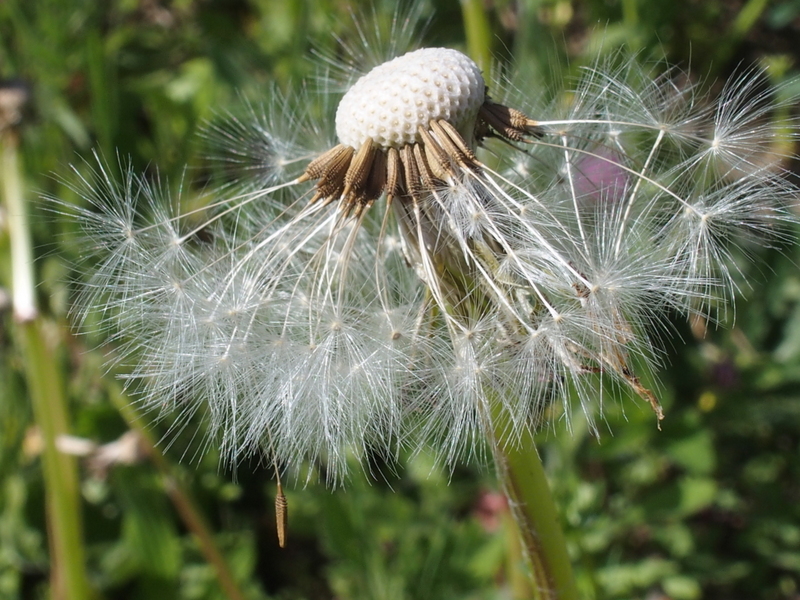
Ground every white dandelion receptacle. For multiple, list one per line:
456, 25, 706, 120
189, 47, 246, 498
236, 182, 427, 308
335, 48, 486, 149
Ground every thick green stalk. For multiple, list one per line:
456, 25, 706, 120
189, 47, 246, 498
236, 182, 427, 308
18, 321, 91, 600
2, 132, 36, 322
3, 131, 91, 600
459, 0, 493, 72
492, 407, 578, 599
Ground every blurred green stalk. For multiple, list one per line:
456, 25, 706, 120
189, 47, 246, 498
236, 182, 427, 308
622, 0, 639, 30
732, 0, 771, 38
2, 128, 92, 599
715, 0, 771, 65
460, 0, 493, 72
107, 382, 248, 600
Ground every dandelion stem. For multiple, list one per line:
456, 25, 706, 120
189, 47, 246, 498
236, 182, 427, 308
492, 406, 577, 599
3, 128, 91, 600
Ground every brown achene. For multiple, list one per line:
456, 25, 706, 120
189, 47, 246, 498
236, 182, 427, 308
297, 100, 542, 217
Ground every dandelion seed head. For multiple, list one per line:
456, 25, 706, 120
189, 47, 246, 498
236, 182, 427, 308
335, 48, 485, 149
58, 20, 800, 483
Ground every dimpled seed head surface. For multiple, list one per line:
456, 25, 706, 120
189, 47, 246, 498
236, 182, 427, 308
335, 48, 485, 150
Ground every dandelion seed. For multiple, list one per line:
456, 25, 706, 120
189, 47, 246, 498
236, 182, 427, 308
274, 463, 288, 548
62, 40, 798, 481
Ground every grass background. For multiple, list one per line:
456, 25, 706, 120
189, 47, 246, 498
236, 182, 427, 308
2, 0, 800, 598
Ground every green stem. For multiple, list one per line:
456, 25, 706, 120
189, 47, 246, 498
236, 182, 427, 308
621, 0, 639, 30
18, 322, 92, 600
731, 0, 770, 39
3, 131, 91, 600
460, 0, 493, 72
2, 132, 36, 322
714, 0, 770, 66
106, 383, 249, 600
492, 410, 578, 599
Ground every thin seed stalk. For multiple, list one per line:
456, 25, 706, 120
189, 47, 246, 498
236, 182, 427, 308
491, 403, 578, 599
106, 382, 249, 600
3, 132, 91, 600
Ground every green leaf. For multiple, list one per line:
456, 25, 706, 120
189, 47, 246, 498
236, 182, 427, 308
663, 575, 702, 600
677, 477, 717, 516
666, 430, 716, 475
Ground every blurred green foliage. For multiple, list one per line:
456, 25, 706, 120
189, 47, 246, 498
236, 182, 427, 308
2, 0, 800, 599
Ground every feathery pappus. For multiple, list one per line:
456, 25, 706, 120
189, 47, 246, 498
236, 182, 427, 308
61, 32, 799, 484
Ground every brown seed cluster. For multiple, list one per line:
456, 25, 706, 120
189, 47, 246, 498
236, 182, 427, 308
297, 100, 542, 217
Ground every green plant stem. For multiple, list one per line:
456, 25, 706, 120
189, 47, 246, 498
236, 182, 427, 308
621, 0, 639, 30
18, 321, 91, 600
2, 132, 36, 322
731, 0, 770, 38
715, 0, 770, 65
3, 131, 91, 600
492, 411, 578, 599
460, 0, 493, 72
106, 383, 248, 600
501, 506, 534, 598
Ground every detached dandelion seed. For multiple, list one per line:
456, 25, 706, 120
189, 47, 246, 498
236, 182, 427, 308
63, 41, 799, 483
